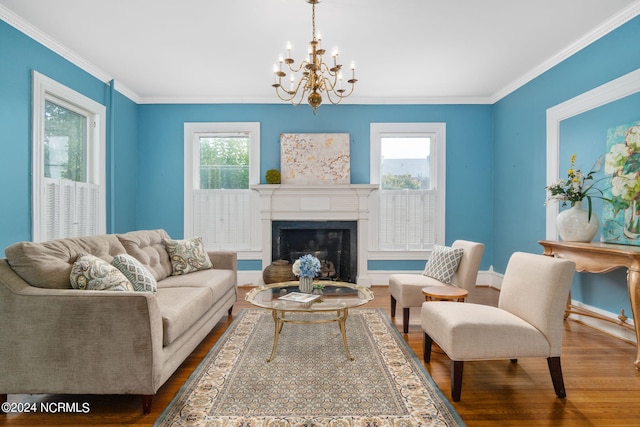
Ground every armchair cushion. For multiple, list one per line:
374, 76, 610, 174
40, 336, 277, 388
420, 302, 551, 360
423, 245, 464, 284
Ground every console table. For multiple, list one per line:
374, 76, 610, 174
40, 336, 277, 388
539, 240, 640, 369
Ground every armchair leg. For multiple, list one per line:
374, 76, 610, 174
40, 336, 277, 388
423, 332, 433, 363
402, 307, 410, 333
142, 394, 154, 414
451, 361, 464, 402
390, 295, 397, 317
547, 357, 566, 398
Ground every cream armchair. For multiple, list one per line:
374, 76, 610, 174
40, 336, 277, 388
389, 240, 484, 333
421, 252, 575, 401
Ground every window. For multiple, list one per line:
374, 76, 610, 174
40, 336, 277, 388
184, 123, 260, 252
32, 71, 106, 242
370, 123, 446, 253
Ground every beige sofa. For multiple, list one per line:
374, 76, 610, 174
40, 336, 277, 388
0, 229, 237, 414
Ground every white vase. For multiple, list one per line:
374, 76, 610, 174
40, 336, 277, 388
556, 201, 599, 242
299, 276, 313, 293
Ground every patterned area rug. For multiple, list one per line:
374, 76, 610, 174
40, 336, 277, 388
155, 308, 464, 426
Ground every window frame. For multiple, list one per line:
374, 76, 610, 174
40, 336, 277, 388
369, 122, 446, 259
183, 122, 261, 256
32, 71, 106, 242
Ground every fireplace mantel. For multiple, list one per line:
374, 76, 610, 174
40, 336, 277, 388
251, 184, 377, 286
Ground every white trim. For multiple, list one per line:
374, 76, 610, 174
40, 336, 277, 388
138, 96, 494, 105
1, 6, 110, 84
491, 2, 640, 103
545, 68, 640, 239
32, 71, 106, 242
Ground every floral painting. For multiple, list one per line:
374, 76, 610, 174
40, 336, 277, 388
280, 133, 350, 184
602, 119, 640, 245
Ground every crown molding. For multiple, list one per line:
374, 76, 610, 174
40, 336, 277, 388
0, 5, 112, 84
490, 1, 640, 103
138, 95, 494, 105
0, 4, 141, 104
3, 2, 639, 106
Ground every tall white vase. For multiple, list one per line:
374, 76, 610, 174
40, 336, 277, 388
556, 201, 599, 242
299, 276, 313, 293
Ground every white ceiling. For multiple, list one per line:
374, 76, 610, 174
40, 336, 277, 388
1, 0, 639, 104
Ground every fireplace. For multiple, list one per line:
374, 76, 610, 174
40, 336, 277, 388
252, 183, 377, 286
272, 221, 357, 283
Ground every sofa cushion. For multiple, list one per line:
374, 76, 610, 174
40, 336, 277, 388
162, 237, 212, 276
70, 254, 134, 291
155, 286, 214, 346
117, 229, 172, 282
112, 254, 158, 293
159, 268, 236, 300
5, 235, 126, 289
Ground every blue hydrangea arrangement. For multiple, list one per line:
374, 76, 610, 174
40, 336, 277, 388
292, 254, 321, 278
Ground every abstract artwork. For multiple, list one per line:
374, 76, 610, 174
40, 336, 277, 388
602, 119, 640, 245
280, 133, 350, 185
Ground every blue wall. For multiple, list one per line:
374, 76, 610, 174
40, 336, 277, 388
0, 20, 138, 253
492, 16, 640, 316
137, 103, 494, 270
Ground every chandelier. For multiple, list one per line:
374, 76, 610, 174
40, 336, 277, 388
272, 0, 357, 114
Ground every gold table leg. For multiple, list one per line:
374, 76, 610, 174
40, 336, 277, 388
267, 310, 283, 363
337, 308, 354, 361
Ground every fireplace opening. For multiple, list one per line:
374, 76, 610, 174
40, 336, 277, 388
272, 221, 357, 283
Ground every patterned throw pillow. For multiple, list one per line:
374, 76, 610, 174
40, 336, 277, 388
112, 254, 158, 294
162, 237, 213, 276
70, 253, 134, 291
423, 245, 464, 284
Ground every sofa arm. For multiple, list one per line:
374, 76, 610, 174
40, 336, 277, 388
0, 260, 164, 395
207, 251, 238, 274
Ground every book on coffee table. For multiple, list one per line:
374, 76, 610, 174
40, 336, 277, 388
278, 292, 320, 303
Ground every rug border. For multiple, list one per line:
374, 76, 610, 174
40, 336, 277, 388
154, 308, 466, 427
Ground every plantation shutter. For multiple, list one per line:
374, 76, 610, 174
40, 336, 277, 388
377, 189, 436, 250
43, 178, 100, 240
194, 189, 252, 250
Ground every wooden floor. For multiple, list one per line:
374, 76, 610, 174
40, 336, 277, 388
3, 286, 640, 426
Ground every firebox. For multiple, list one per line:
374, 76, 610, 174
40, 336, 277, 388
271, 221, 357, 283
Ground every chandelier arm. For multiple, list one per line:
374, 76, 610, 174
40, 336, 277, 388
285, 60, 310, 74
274, 75, 309, 103
322, 77, 356, 104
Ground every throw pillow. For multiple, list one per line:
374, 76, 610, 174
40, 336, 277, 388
423, 245, 464, 284
70, 253, 134, 291
112, 254, 158, 294
162, 236, 213, 276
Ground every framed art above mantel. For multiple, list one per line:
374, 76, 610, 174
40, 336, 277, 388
280, 133, 350, 185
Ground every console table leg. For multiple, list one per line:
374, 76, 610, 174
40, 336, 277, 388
627, 269, 640, 370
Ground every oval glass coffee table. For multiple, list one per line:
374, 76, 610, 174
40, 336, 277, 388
245, 281, 374, 362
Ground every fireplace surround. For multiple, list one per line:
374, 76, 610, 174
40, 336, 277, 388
252, 184, 377, 286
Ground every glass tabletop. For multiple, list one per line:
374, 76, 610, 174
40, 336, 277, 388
245, 281, 374, 312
